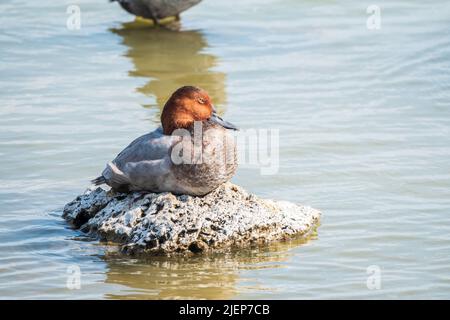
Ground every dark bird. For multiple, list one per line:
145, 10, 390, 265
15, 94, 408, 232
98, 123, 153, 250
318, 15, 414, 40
111, 0, 202, 25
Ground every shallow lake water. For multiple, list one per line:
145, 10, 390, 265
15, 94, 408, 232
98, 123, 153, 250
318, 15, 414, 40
1, 0, 450, 299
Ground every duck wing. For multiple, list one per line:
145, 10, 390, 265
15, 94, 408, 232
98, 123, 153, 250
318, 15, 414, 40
96, 127, 180, 191
113, 127, 172, 166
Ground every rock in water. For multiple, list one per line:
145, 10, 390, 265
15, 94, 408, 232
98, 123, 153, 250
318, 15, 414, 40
63, 183, 321, 255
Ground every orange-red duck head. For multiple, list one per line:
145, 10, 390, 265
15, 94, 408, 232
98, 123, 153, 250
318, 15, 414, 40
161, 86, 238, 135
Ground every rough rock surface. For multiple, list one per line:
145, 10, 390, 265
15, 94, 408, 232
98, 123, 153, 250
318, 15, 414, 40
63, 183, 321, 255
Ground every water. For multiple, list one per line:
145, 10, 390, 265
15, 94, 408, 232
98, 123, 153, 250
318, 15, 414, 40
1, 0, 450, 299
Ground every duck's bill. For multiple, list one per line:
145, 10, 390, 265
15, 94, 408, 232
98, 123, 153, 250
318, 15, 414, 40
210, 112, 239, 130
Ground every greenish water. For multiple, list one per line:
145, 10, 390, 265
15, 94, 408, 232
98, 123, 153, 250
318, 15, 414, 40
1, 0, 450, 299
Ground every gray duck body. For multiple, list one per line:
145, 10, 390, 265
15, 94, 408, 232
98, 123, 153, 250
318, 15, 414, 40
95, 121, 237, 196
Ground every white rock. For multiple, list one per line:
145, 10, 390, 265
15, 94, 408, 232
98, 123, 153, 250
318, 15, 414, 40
63, 183, 321, 255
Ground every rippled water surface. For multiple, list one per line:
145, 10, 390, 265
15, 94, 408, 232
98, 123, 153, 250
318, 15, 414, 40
1, 0, 450, 299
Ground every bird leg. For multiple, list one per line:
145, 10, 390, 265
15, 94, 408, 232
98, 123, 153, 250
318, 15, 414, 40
147, 7, 160, 26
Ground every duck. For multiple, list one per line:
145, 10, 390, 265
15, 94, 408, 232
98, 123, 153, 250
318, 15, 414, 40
92, 86, 238, 196
111, 0, 202, 26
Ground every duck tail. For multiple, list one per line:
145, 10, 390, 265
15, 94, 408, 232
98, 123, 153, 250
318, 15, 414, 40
91, 175, 106, 186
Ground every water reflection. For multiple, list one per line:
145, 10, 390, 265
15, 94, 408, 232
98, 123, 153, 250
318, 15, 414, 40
111, 21, 227, 114
102, 238, 313, 299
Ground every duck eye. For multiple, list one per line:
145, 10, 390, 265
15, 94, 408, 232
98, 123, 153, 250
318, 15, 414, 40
197, 98, 206, 104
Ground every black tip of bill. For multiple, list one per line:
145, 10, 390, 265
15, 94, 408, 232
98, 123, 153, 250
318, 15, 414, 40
210, 112, 239, 131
